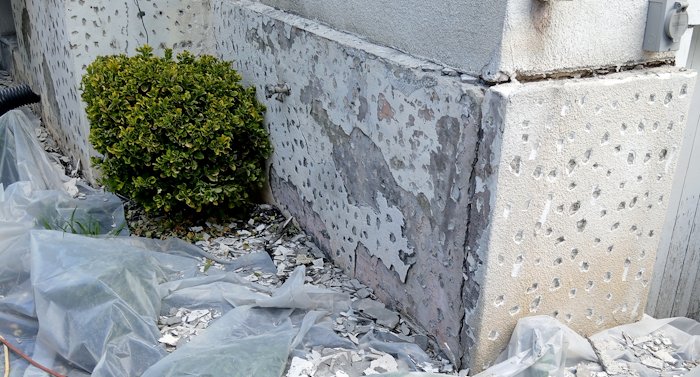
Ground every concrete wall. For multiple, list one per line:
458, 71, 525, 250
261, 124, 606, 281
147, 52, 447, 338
10, 0, 213, 181
490, 0, 676, 80
213, 0, 484, 358
212, 1, 697, 371
468, 68, 696, 370
259, 0, 675, 81
10, 0, 88, 178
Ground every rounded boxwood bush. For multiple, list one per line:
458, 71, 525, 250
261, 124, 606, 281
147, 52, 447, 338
81, 46, 271, 214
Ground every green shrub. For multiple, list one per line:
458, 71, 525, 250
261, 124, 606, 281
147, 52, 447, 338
81, 45, 272, 214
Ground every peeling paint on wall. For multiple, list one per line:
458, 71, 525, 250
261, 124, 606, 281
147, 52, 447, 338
213, 0, 483, 358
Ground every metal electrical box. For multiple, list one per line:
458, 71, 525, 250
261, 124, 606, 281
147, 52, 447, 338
643, 0, 690, 52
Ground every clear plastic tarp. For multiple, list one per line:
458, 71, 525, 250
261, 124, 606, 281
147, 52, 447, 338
0, 109, 433, 377
0, 109, 360, 376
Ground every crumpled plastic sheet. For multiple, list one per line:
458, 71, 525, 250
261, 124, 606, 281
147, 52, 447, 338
0, 109, 65, 191
359, 330, 434, 370
0, 108, 127, 236
467, 315, 700, 377
383, 314, 700, 377
0, 108, 436, 376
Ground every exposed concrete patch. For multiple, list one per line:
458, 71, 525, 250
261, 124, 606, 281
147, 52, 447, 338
269, 166, 333, 257
460, 90, 507, 368
466, 68, 697, 372
214, 0, 483, 360
19, 6, 30, 58
41, 57, 60, 134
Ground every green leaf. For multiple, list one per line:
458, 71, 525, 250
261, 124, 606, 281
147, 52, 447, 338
81, 44, 272, 216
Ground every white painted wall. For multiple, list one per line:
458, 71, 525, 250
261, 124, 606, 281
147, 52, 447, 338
260, 0, 675, 81
688, 0, 700, 26
493, 0, 675, 80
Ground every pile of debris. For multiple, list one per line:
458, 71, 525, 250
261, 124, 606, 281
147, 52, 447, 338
582, 330, 700, 376
150, 206, 455, 376
158, 308, 223, 351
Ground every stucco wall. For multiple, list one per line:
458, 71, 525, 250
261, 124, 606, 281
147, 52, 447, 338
492, 0, 676, 81
467, 67, 696, 370
259, 0, 675, 81
211, 2, 698, 370
213, 0, 485, 359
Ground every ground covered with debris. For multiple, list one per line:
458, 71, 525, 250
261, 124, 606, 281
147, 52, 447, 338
1, 70, 700, 377
144, 207, 455, 376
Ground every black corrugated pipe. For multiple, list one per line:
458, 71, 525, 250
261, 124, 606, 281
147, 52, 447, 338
0, 84, 40, 116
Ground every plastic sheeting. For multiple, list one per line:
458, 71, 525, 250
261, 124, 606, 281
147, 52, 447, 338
0, 109, 64, 191
6, 227, 353, 376
471, 315, 700, 377
0, 108, 353, 376
0, 108, 435, 377
383, 315, 700, 377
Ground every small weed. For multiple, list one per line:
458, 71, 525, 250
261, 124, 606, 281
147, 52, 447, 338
38, 207, 124, 236
202, 259, 214, 273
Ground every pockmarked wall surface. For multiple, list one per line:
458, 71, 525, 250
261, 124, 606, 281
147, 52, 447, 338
466, 68, 696, 370
10, 0, 88, 176
213, 0, 484, 358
